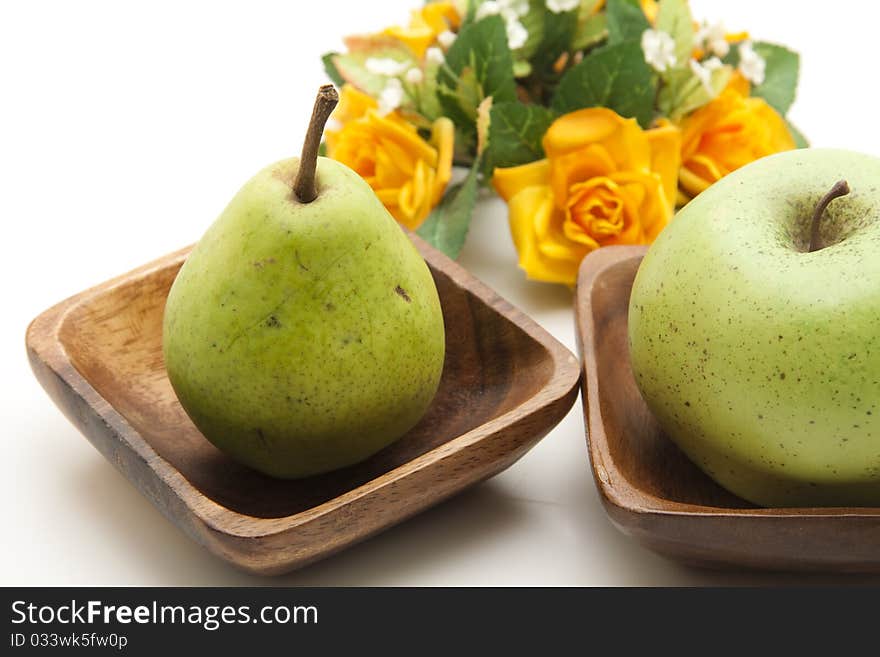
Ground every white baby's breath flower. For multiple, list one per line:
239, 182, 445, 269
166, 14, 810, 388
546, 0, 579, 13
437, 30, 456, 49
696, 21, 730, 58
477, 0, 528, 21
425, 46, 445, 65
501, 0, 530, 16
405, 67, 424, 84
505, 18, 528, 50
377, 78, 404, 115
641, 29, 677, 73
476, 1, 501, 19
738, 40, 766, 85
365, 57, 409, 77
475, 1, 528, 49
689, 57, 723, 93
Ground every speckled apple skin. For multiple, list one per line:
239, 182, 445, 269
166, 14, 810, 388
163, 157, 445, 479
628, 149, 880, 507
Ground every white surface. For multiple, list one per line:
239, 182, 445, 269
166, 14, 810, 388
3, 0, 880, 586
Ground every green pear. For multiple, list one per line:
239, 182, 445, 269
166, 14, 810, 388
163, 86, 445, 479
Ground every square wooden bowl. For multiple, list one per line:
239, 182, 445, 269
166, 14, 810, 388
27, 234, 580, 575
575, 245, 880, 573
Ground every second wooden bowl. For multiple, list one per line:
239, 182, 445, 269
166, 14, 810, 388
575, 245, 880, 573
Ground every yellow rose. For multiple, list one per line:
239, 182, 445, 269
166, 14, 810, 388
382, 1, 460, 58
493, 108, 681, 285
326, 85, 454, 230
678, 74, 795, 201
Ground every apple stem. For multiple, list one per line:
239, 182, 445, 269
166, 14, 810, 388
808, 180, 850, 252
293, 84, 339, 204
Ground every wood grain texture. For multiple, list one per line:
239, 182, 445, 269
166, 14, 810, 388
575, 245, 880, 572
26, 233, 580, 575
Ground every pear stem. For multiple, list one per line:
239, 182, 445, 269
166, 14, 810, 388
808, 180, 850, 252
294, 84, 338, 204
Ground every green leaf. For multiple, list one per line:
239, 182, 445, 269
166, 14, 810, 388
785, 118, 809, 149
416, 162, 481, 259
332, 48, 415, 97
516, 3, 545, 60
462, 0, 477, 24
531, 6, 579, 74
572, 13, 607, 51
322, 52, 344, 87
655, 0, 694, 68
552, 40, 656, 128
415, 61, 444, 122
752, 43, 799, 115
476, 96, 492, 157
437, 15, 517, 137
483, 102, 556, 173
606, 0, 649, 44
658, 64, 732, 120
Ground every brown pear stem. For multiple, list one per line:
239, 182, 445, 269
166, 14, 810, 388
808, 180, 850, 252
293, 85, 338, 203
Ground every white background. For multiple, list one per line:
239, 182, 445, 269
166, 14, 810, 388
3, 0, 880, 586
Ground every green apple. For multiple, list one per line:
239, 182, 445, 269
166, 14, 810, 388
628, 148, 880, 507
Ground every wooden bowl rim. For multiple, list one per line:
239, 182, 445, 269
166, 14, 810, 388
28, 234, 581, 538
575, 244, 880, 520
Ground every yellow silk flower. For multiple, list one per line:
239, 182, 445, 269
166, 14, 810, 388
678, 73, 795, 202
326, 85, 454, 230
493, 108, 681, 285
382, 1, 460, 58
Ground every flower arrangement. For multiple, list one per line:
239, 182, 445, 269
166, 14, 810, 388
322, 0, 802, 285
